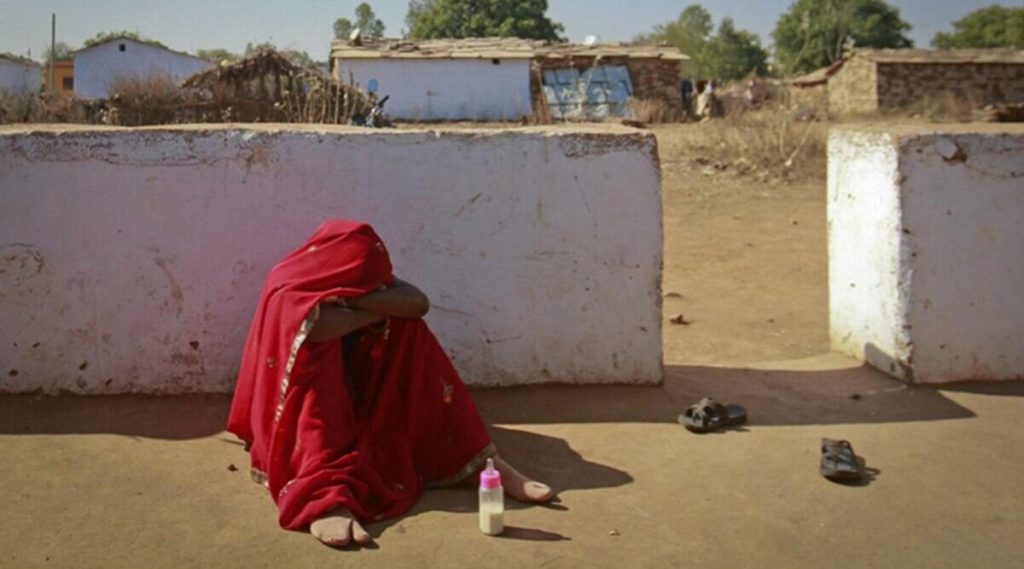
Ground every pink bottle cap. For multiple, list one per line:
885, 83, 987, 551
480, 458, 501, 489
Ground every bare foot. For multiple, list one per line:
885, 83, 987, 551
492, 455, 554, 503
310, 508, 372, 547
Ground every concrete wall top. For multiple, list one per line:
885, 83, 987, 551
0, 124, 662, 393
830, 123, 1024, 137
829, 123, 1024, 383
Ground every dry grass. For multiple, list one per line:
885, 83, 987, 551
896, 88, 983, 122
689, 107, 828, 182
629, 97, 679, 124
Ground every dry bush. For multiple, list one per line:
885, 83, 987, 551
523, 98, 554, 125
0, 90, 101, 124
26, 92, 98, 124
695, 106, 828, 182
896, 88, 982, 122
629, 97, 679, 124
107, 73, 190, 126
0, 90, 34, 123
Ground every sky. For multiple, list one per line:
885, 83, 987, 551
0, 0, 1018, 62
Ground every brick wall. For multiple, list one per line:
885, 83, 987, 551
876, 62, 1024, 109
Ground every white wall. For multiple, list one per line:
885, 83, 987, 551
336, 59, 532, 121
0, 125, 663, 393
74, 39, 213, 99
0, 59, 43, 95
829, 125, 1024, 383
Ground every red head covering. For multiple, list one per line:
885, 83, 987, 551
227, 220, 492, 530
227, 220, 392, 471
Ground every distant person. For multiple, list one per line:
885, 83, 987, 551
696, 81, 717, 121
227, 220, 553, 548
681, 79, 695, 117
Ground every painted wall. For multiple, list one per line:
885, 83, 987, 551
0, 125, 663, 393
73, 39, 213, 99
0, 58, 43, 95
335, 59, 532, 121
44, 61, 74, 95
829, 125, 1024, 383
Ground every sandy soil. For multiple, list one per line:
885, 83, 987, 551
1, 123, 1022, 568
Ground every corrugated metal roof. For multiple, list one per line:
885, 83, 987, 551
854, 48, 1024, 64
331, 37, 687, 61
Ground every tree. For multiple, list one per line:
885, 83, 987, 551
196, 48, 241, 64
703, 18, 769, 81
772, 0, 912, 74
335, 3, 386, 40
43, 42, 74, 65
82, 30, 167, 50
636, 5, 713, 76
406, 0, 564, 40
932, 5, 1024, 49
637, 5, 767, 81
334, 18, 355, 40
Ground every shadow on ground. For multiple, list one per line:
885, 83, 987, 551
368, 425, 631, 540
0, 394, 231, 439
4, 357, 1022, 440
472, 360, 999, 427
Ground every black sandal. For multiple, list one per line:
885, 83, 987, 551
678, 397, 748, 433
820, 438, 864, 482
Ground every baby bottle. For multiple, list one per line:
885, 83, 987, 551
478, 458, 504, 535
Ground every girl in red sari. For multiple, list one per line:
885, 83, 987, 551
227, 220, 552, 547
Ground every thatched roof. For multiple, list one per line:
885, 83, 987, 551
182, 50, 306, 89
790, 61, 844, 87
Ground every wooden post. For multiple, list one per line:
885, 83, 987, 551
50, 14, 56, 96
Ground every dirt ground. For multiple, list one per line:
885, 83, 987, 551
1, 123, 1022, 568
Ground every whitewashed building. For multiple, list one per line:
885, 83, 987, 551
331, 38, 536, 121
73, 36, 213, 99
331, 37, 686, 121
0, 53, 43, 95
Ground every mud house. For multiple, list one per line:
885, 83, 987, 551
0, 53, 43, 95
73, 36, 213, 100
330, 38, 685, 121
825, 49, 1024, 115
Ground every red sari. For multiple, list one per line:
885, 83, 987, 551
227, 220, 494, 529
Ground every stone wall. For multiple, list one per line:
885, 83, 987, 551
789, 84, 829, 117
829, 56, 1024, 116
876, 62, 1024, 110
0, 124, 664, 393
827, 56, 877, 115
829, 124, 1024, 383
